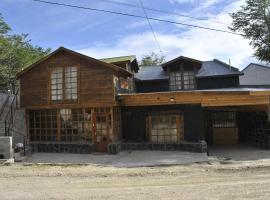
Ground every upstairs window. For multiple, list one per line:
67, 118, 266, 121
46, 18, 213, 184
170, 72, 182, 90
65, 66, 78, 100
170, 71, 195, 90
51, 66, 78, 102
51, 68, 63, 101
183, 71, 195, 89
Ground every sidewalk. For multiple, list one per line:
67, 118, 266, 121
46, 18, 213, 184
26, 150, 208, 167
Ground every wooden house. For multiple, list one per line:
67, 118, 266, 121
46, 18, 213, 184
17, 47, 270, 153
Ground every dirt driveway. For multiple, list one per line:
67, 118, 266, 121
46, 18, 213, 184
0, 160, 270, 200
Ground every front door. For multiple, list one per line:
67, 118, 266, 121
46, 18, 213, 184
93, 113, 110, 152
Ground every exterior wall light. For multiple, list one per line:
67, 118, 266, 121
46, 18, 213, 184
170, 97, 175, 102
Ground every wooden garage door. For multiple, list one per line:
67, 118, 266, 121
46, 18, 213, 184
212, 111, 238, 144
213, 128, 239, 145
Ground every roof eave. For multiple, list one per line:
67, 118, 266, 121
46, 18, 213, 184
16, 47, 132, 79
162, 56, 203, 69
196, 73, 243, 78
135, 78, 169, 82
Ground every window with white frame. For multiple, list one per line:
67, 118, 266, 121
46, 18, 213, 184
51, 67, 63, 101
170, 71, 195, 90
65, 66, 77, 100
51, 66, 78, 101
183, 71, 195, 89
170, 71, 182, 90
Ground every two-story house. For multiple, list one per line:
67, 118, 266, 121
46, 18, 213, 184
16, 47, 270, 153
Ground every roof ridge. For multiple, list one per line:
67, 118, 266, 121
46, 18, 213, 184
162, 55, 202, 67
242, 62, 270, 72
250, 62, 270, 67
213, 59, 239, 71
100, 55, 136, 60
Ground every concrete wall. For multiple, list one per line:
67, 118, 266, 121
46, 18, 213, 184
11, 109, 26, 146
0, 137, 12, 159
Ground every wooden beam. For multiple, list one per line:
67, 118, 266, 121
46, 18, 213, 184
119, 91, 270, 107
24, 102, 117, 110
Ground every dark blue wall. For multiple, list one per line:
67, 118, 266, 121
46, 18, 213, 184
136, 80, 169, 93
134, 76, 240, 93
196, 76, 240, 89
121, 105, 204, 142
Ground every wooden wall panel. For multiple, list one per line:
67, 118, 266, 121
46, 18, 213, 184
119, 91, 270, 107
20, 63, 49, 107
20, 51, 120, 108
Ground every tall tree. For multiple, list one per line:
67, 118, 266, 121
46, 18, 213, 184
229, 0, 270, 63
0, 14, 10, 35
139, 52, 165, 66
0, 14, 50, 93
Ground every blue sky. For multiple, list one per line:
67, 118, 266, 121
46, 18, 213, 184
1, 0, 257, 69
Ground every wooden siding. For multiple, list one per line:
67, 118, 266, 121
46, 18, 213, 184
20, 51, 125, 108
20, 63, 49, 107
213, 128, 238, 144
119, 91, 270, 107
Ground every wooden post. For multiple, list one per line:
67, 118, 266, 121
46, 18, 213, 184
268, 103, 270, 122
25, 109, 29, 144
57, 109, 61, 142
110, 107, 114, 141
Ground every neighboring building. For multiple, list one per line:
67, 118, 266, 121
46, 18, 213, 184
16, 47, 270, 153
240, 63, 270, 88
135, 57, 243, 92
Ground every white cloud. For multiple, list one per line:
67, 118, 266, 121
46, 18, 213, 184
78, 0, 256, 69
168, 0, 196, 3
168, 0, 223, 9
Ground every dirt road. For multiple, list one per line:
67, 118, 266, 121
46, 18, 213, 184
0, 163, 270, 200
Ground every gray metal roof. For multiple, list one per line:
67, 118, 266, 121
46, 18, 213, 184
135, 66, 168, 81
135, 59, 242, 81
196, 59, 243, 78
242, 63, 270, 71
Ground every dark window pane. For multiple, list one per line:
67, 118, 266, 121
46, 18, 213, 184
212, 112, 236, 128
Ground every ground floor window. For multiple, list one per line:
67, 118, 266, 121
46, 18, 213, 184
212, 111, 236, 128
28, 107, 114, 143
60, 109, 84, 142
29, 110, 57, 142
148, 114, 183, 143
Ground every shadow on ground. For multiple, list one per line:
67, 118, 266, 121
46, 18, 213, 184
208, 144, 270, 161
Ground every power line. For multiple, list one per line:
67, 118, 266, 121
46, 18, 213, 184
138, 0, 163, 53
95, 0, 229, 26
31, 0, 242, 36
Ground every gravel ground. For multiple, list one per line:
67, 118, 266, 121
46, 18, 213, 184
0, 160, 270, 200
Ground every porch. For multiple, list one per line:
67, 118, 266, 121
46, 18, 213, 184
119, 89, 270, 150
